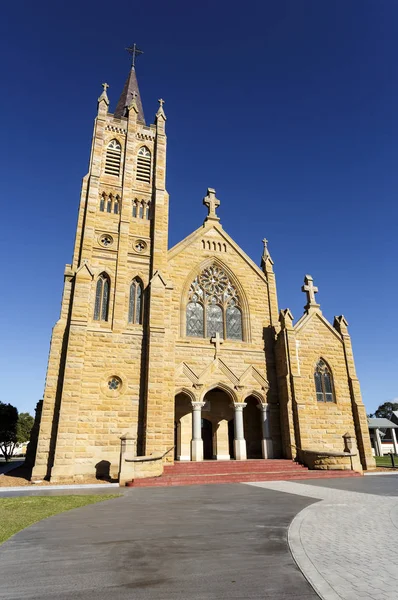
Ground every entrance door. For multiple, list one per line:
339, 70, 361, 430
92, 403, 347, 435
202, 419, 213, 460
228, 419, 234, 459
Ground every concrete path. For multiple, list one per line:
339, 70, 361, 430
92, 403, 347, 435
247, 479, 398, 600
0, 483, 318, 600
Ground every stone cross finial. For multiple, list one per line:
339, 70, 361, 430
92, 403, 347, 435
102, 83, 109, 93
302, 274, 319, 307
203, 188, 220, 221
158, 98, 165, 107
210, 331, 223, 357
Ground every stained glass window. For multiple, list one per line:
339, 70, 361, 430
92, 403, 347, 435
101, 278, 109, 321
207, 304, 223, 337
132, 201, 137, 218
186, 265, 243, 340
94, 279, 102, 320
99, 196, 105, 211
135, 284, 142, 323
186, 302, 204, 337
93, 273, 110, 322
139, 203, 144, 218
226, 306, 242, 340
114, 200, 119, 214
128, 278, 143, 324
314, 359, 335, 402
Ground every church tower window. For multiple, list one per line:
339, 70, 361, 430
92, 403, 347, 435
105, 139, 122, 176
314, 359, 335, 402
186, 265, 243, 340
94, 273, 110, 321
128, 278, 143, 324
136, 146, 151, 183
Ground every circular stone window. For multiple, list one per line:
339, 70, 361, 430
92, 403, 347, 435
134, 240, 147, 253
100, 234, 114, 247
107, 376, 122, 391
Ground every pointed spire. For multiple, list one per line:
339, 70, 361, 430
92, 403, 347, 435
261, 238, 274, 272
114, 67, 145, 122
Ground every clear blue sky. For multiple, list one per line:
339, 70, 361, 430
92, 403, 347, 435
1, 1, 397, 416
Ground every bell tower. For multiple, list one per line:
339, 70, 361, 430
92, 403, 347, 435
32, 49, 169, 481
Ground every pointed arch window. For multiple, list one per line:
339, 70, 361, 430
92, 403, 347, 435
105, 139, 122, 176
94, 273, 110, 321
186, 265, 243, 340
136, 146, 151, 183
128, 278, 143, 324
314, 359, 335, 402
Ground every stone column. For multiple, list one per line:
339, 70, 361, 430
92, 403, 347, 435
177, 413, 192, 461
258, 403, 273, 459
232, 403, 247, 461
375, 428, 383, 457
214, 419, 230, 460
391, 428, 398, 455
191, 402, 206, 462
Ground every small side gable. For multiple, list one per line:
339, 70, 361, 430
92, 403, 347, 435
294, 311, 343, 344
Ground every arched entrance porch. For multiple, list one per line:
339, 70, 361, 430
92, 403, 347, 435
174, 387, 273, 461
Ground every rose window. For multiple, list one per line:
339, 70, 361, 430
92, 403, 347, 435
186, 265, 243, 340
108, 376, 121, 391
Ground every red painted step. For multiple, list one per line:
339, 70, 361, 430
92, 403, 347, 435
127, 459, 361, 488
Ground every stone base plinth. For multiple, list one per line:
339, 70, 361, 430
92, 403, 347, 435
191, 439, 203, 462
234, 439, 247, 461
261, 438, 274, 459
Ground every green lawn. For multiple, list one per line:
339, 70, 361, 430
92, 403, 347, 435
0, 495, 119, 544
375, 455, 398, 468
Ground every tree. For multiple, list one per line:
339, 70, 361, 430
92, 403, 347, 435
368, 401, 398, 420
0, 402, 18, 462
16, 412, 34, 444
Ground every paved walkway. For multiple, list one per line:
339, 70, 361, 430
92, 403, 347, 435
247, 480, 398, 600
0, 483, 317, 600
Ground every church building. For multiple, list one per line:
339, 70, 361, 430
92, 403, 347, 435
32, 56, 375, 482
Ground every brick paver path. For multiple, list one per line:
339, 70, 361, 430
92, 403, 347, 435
247, 481, 398, 600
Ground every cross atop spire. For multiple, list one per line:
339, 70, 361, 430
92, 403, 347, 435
126, 43, 144, 68
203, 188, 220, 222
302, 274, 320, 310
114, 47, 145, 122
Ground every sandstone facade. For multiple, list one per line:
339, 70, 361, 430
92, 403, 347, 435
32, 64, 375, 481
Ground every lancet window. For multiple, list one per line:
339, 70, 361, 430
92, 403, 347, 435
104, 139, 122, 176
314, 359, 335, 402
94, 273, 110, 322
99, 193, 121, 214
136, 146, 151, 183
132, 199, 151, 220
128, 278, 143, 324
186, 265, 243, 340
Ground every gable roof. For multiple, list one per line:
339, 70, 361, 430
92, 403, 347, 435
368, 417, 398, 429
168, 222, 268, 285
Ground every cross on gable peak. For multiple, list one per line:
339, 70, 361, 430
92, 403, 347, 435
203, 187, 220, 222
102, 83, 109, 93
301, 274, 319, 308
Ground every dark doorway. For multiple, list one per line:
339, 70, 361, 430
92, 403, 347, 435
174, 422, 178, 460
244, 397, 263, 458
228, 419, 235, 459
202, 419, 213, 460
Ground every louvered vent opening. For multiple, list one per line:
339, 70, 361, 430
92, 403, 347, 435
105, 140, 121, 176
136, 147, 151, 183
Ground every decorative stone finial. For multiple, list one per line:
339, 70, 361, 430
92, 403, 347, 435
203, 188, 220, 222
302, 274, 319, 311
261, 237, 274, 271
97, 82, 110, 107
156, 97, 166, 120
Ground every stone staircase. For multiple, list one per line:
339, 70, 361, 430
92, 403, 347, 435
126, 459, 362, 487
